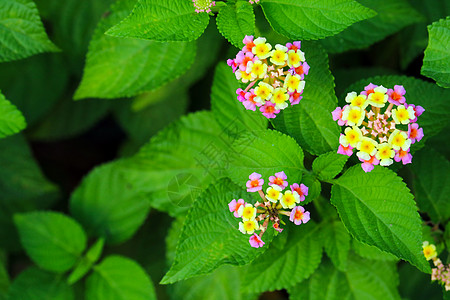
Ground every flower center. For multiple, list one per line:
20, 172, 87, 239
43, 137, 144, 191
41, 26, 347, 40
273, 178, 283, 185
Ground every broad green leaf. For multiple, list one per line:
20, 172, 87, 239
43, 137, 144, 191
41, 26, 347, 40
74, 0, 196, 99
260, 0, 376, 41
68, 238, 105, 285
242, 221, 322, 293
86, 255, 156, 300
0, 135, 59, 250
0, 260, 8, 297
0, 0, 58, 62
0, 54, 69, 126
321, 219, 350, 271
70, 161, 150, 244
272, 42, 340, 155
216, 1, 254, 48
352, 238, 398, 262
321, 0, 422, 53
227, 129, 305, 187
422, 17, 450, 88
14, 211, 87, 273
30, 97, 110, 141
331, 165, 429, 273
0, 91, 26, 138
301, 172, 321, 205
161, 178, 274, 284
106, 0, 209, 41
288, 257, 401, 300
410, 147, 450, 223
312, 151, 348, 181
114, 111, 234, 216
211, 62, 267, 133
346, 76, 450, 142
7, 267, 74, 300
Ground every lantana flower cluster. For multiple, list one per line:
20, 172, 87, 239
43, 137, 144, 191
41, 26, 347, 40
228, 172, 310, 248
193, 0, 259, 13
423, 241, 450, 291
227, 36, 309, 119
332, 83, 425, 172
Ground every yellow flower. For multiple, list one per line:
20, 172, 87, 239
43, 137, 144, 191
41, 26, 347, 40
342, 106, 365, 126
340, 126, 363, 148
388, 129, 411, 151
356, 137, 378, 161
422, 241, 437, 261
375, 143, 394, 166
252, 37, 272, 59
270, 44, 288, 65
280, 190, 299, 209
271, 88, 289, 110
266, 185, 282, 203
238, 204, 256, 221
367, 86, 388, 108
392, 105, 415, 125
239, 219, 259, 235
345, 91, 368, 109
283, 73, 304, 93
287, 49, 305, 68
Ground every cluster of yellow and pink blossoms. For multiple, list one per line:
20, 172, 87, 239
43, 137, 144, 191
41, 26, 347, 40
227, 36, 309, 119
423, 241, 450, 291
332, 84, 424, 172
193, 0, 259, 13
228, 172, 310, 248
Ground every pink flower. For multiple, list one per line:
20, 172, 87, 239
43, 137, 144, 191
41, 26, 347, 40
246, 172, 264, 192
408, 123, 424, 144
361, 83, 378, 96
249, 234, 265, 248
286, 41, 301, 51
269, 171, 288, 189
359, 155, 379, 173
229, 199, 245, 218
273, 223, 283, 233
332, 106, 347, 126
242, 35, 255, 53
236, 88, 246, 102
394, 149, 412, 165
289, 206, 310, 225
260, 101, 279, 118
387, 85, 406, 105
337, 138, 353, 156
243, 89, 260, 111
290, 62, 309, 80
290, 183, 308, 201
235, 51, 255, 71
405, 104, 425, 122
227, 59, 237, 72
288, 90, 303, 105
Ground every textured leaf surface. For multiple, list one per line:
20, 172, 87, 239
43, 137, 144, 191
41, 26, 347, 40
14, 211, 87, 272
0, 135, 58, 250
70, 161, 150, 244
115, 111, 233, 217
0, 0, 58, 62
242, 221, 323, 293
161, 178, 274, 284
0, 91, 26, 138
422, 17, 450, 88
346, 76, 450, 142
261, 0, 375, 40
410, 148, 450, 223
227, 129, 305, 188
211, 62, 267, 133
321, 0, 422, 53
75, 0, 196, 99
312, 151, 348, 181
352, 238, 398, 262
322, 220, 350, 271
331, 166, 429, 272
288, 257, 401, 300
216, 1, 254, 48
8, 267, 74, 300
272, 42, 340, 155
86, 256, 156, 300
106, 0, 209, 41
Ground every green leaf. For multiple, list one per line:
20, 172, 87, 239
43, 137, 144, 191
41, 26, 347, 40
0, 0, 58, 62
272, 42, 340, 155
331, 165, 430, 273
410, 147, 450, 223
106, 0, 209, 42
0, 259, 9, 297
161, 178, 274, 284
288, 256, 401, 300
321, 219, 350, 271
227, 129, 305, 187
301, 172, 321, 205
74, 0, 196, 99
352, 238, 398, 262
68, 238, 105, 285
70, 161, 151, 244
114, 111, 234, 216
345, 75, 450, 142
211, 62, 267, 133
422, 17, 450, 88
86, 255, 156, 300
0, 91, 26, 138
321, 0, 422, 53
14, 211, 87, 273
0, 135, 59, 250
260, 0, 376, 41
242, 221, 323, 293
216, 1, 254, 48
8, 267, 74, 300
312, 151, 348, 181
